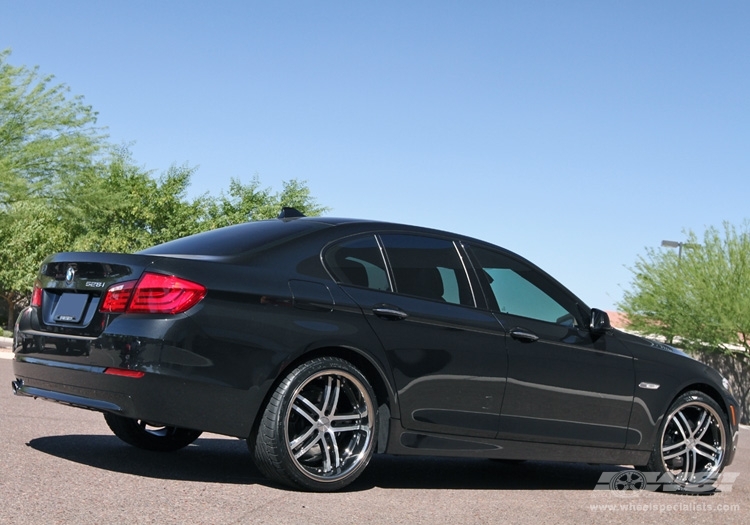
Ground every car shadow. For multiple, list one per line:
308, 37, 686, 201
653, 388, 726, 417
28, 435, 263, 484
28, 434, 623, 491
356, 455, 615, 491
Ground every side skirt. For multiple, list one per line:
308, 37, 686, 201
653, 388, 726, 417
383, 419, 651, 466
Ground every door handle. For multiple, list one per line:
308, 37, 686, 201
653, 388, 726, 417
510, 328, 539, 343
372, 305, 408, 320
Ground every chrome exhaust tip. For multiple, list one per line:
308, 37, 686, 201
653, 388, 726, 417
11, 379, 23, 395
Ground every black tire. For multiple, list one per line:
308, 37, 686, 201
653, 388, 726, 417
644, 390, 730, 492
489, 458, 525, 465
251, 357, 377, 492
104, 413, 202, 452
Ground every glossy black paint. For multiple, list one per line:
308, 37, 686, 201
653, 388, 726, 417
12, 216, 739, 469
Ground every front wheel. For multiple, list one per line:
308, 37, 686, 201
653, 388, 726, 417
104, 413, 202, 452
251, 357, 377, 492
644, 391, 729, 492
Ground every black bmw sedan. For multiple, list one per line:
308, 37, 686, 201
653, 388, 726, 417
12, 209, 740, 492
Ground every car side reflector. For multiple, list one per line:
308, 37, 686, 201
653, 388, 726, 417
104, 368, 146, 378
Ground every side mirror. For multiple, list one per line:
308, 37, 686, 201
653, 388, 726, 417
590, 308, 612, 335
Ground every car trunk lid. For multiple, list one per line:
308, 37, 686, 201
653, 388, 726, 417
35, 253, 153, 337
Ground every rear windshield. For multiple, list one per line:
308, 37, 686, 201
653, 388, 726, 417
140, 219, 330, 257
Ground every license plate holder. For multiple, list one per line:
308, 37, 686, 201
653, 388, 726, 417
52, 293, 90, 323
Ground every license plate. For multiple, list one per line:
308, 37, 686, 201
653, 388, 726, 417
53, 293, 90, 323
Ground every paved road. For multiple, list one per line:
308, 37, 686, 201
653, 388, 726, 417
1, 358, 748, 524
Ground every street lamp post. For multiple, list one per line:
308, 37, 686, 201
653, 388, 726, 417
661, 240, 700, 260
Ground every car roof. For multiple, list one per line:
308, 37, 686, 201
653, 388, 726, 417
142, 215, 497, 258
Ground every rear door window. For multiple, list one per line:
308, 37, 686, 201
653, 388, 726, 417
379, 234, 474, 306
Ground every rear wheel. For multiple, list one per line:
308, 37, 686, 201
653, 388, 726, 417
104, 413, 202, 452
645, 391, 729, 492
251, 357, 377, 492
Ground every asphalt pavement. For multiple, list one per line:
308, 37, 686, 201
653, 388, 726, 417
0, 336, 11, 358
1, 357, 749, 524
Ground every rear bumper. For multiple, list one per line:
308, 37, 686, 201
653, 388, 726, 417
12, 377, 123, 413
12, 353, 258, 437
11, 306, 270, 438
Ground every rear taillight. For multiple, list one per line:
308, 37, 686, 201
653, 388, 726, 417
100, 280, 137, 313
100, 272, 206, 315
31, 282, 43, 307
129, 273, 207, 314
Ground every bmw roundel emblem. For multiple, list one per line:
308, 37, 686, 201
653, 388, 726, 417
65, 266, 76, 284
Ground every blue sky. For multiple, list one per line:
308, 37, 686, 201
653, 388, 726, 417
2, 1, 749, 310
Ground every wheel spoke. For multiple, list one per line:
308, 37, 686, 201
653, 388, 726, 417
289, 424, 317, 451
663, 439, 688, 454
332, 412, 369, 433
663, 448, 687, 461
676, 411, 692, 438
333, 424, 368, 434
695, 438, 719, 453
693, 411, 712, 441
319, 376, 334, 416
292, 431, 322, 459
663, 409, 694, 458
694, 447, 719, 463
325, 377, 341, 417
331, 406, 368, 422
694, 438, 720, 458
295, 394, 323, 420
292, 397, 320, 425
331, 410, 367, 421
686, 449, 698, 481
320, 432, 334, 472
326, 429, 342, 469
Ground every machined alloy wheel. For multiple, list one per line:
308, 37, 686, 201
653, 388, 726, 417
252, 357, 377, 491
647, 391, 729, 491
104, 413, 202, 451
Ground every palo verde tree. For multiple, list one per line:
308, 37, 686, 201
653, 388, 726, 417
201, 176, 329, 229
0, 200, 72, 330
620, 222, 750, 354
65, 148, 206, 253
0, 49, 105, 207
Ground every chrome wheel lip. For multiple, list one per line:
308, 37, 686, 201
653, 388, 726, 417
659, 400, 726, 486
283, 369, 375, 483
